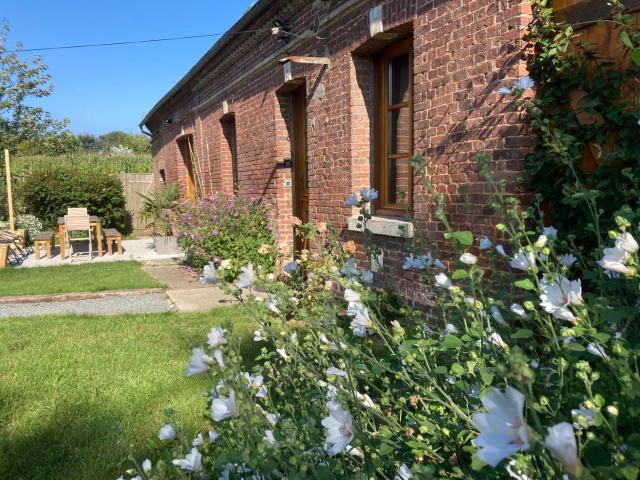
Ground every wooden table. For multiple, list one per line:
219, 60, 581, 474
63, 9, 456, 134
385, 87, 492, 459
57, 216, 103, 259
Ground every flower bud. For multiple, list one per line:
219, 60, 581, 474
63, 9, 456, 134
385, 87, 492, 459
496, 223, 506, 232
607, 405, 619, 417
540, 396, 549, 406
587, 431, 596, 440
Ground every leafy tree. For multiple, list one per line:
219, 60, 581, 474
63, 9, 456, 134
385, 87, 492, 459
0, 20, 72, 155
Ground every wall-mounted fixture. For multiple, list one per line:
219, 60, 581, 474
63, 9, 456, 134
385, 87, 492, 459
281, 157, 293, 168
164, 118, 174, 124
272, 19, 292, 44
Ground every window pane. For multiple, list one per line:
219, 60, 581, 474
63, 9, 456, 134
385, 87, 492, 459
387, 158, 410, 205
388, 53, 410, 105
388, 107, 410, 154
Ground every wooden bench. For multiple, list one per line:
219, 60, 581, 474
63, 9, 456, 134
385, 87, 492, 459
103, 228, 123, 255
34, 231, 55, 260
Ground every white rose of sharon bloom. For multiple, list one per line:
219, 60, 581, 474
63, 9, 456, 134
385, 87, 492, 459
534, 234, 548, 248
326, 367, 348, 378
172, 447, 202, 473
322, 401, 355, 456
435, 272, 452, 289
192, 433, 204, 446
560, 253, 577, 267
495, 244, 507, 257
616, 232, 639, 253
159, 423, 177, 441
490, 306, 506, 325
472, 386, 530, 466
510, 303, 528, 319
510, 249, 536, 271
235, 263, 254, 289
586, 342, 608, 360
460, 252, 478, 265
539, 276, 582, 323
489, 332, 508, 349
344, 288, 360, 302
185, 346, 214, 377
346, 192, 359, 207
142, 459, 152, 473
395, 464, 413, 480
213, 349, 224, 368
263, 429, 277, 447
360, 187, 379, 202
347, 301, 372, 337
283, 260, 299, 274
276, 348, 289, 360
479, 236, 492, 250
544, 422, 581, 475
211, 389, 238, 422
543, 225, 558, 239
514, 75, 535, 90
207, 327, 227, 348
354, 391, 376, 409
598, 246, 630, 275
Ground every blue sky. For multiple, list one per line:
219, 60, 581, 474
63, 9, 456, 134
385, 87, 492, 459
3, 1, 255, 135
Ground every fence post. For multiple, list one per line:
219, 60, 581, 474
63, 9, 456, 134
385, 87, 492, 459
4, 149, 15, 230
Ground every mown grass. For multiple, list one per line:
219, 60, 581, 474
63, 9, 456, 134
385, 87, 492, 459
0, 308, 259, 480
0, 261, 163, 297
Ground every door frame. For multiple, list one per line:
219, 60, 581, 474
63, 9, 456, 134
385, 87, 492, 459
291, 84, 308, 251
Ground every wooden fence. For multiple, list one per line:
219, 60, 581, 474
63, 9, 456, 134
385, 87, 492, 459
119, 172, 154, 234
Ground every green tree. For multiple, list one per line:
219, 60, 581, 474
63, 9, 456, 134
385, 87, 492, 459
0, 20, 71, 155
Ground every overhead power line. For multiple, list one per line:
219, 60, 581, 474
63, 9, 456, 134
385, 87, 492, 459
5, 30, 263, 54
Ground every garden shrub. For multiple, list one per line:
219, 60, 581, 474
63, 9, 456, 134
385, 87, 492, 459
18, 166, 126, 231
171, 194, 276, 279
0, 213, 43, 242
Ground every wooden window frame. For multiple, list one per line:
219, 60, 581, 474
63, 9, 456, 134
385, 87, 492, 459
374, 38, 413, 216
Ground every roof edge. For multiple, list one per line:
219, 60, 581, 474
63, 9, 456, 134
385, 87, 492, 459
139, 0, 274, 129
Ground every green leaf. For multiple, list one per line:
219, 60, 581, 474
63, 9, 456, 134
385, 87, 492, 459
514, 279, 535, 291
451, 363, 465, 375
568, 343, 586, 352
511, 329, 533, 339
452, 269, 468, 280
451, 231, 473, 246
433, 366, 448, 375
441, 335, 463, 349
620, 30, 633, 48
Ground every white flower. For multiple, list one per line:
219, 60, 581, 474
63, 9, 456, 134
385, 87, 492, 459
207, 327, 227, 347
235, 263, 254, 289
479, 236, 493, 250
211, 390, 238, 421
347, 301, 372, 337
599, 246, 630, 274
219, 259, 232, 270
213, 349, 224, 368
185, 347, 213, 377
530, 359, 539, 369
263, 430, 277, 447
616, 232, 639, 253
545, 423, 581, 474
360, 269, 374, 284
276, 348, 289, 360
192, 433, 204, 446
571, 408, 595, 427
267, 297, 280, 314
489, 332, 508, 349
283, 260, 299, 274
446, 323, 458, 334
403, 253, 432, 270
142, 459, 152, 473
434, 272, 452, 289
322, 401, 354, 456
172, 447, 202, 473
264, 412, 279, 427
560, 254, 577, 267
496, 244, 507, 257
360, 187, 378, 202
499, 86, 513, 95
159, 423, 177, 441
543, 226, 558, 239
510, 303, 527, 318
514, 75, 535, 90
243, 372, 266, 398
344, 288, 360, 302
510, 249, 536, 271
433, 259, 446, 269
472, 386, 530, 466
460, 252, 478, 265
539, 276, 582, 323
346, 193, 359, 207
354, 391, 376, 409
326, 367, 348, 378
490, 306, 506, 325
253, 326, 265, 342
395, 464, 413, 480
340, 258, 359, 278
209, 430, 220, 442
131, 477, 142, 480
586, 342, 608, 360
534, 234, 548, 248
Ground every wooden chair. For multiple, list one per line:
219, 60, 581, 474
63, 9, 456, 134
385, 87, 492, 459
34, 231, 55, 260
0, 229, 29, 265
103, 228, 123, 255
67, 207, 88, 216
64, 215, 92, 261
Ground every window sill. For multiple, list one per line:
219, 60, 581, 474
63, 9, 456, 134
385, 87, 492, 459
347, 215, 414, 238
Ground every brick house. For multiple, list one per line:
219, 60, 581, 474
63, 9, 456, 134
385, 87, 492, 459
140, 0, 534, 300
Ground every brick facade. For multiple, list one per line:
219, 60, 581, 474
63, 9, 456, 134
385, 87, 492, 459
142, 0, 533, 300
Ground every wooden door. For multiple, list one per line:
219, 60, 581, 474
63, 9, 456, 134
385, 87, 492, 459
179, 138, 196, 199
292, 86, 308, 251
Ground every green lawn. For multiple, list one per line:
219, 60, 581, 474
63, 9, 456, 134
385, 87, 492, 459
0, 261, 164, 297
0, 309, 258, 480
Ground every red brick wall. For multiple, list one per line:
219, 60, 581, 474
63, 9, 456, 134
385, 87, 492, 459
145, 0, 533, 300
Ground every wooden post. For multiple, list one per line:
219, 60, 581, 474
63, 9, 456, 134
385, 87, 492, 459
4, 149, 15, 231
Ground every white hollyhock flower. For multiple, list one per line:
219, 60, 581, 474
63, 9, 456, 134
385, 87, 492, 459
435, 272, 452, 289
322, 401, 354, 456
340, 258, 359, 278
543, 226, 558, 239
254, 324, 265, 342
490, 306, 506, 325
354, 391, 376, 409
267, 297, 280, 314
489, 332, 508, 349
360, 269, 374, 283
495, 244, 507, 257
510, 303, 528, 319
192, 433, 204, 446
185, 347, 213, 377
209, 430, 219, 442
545, 422, 581, 474
616, 232, 639, 253
360, 187, 378, 202
235, 263, 254, 289
460, 252, 478, 265
211, 390, 238, 421
586, 342, 608, 360
142, 459, 152, 473
510, 249, 536, 271
433, 259, 446, 269
599, 247, 630, 274
479, 236, 493, 250
172, 447, 202, 472
472, 386, 530, 466
560, 254, 577, 267
395, 464, 413, 480
207, 327, 227, 347
534, 234, 548, 248
263, 430, 277, 447
213, 349, 224, 368
403, 253, 432, 270
326, 367, 348, 378
276, 348, 289, 360
539, 276, 582, 323
346, 193, 359, 207
344, 288, 360, 302
159, 423, 176, 441
283, 260, 299, 274
514, 75, 535, 90
264, 412, 279, 427
499, 86, 513, 95
347, 301, 372, 336
446, 323, 458, 334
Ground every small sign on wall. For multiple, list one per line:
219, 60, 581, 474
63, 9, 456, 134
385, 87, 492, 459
283, 62, 293, 82
284, 179, 292, 188
369, 5, 383, 37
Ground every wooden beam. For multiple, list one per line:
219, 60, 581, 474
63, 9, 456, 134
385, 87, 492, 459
279, 55, 331, 66
4, 149, 14, 231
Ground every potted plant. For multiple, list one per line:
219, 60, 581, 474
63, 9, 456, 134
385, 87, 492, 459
139, 183, 179, 254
